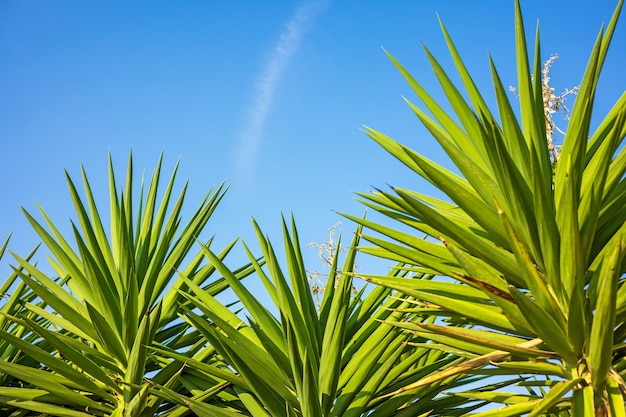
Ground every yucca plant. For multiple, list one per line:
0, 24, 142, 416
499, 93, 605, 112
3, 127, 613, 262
344, 0, 626, 415
0, 154, 254, 416
148, 216, 499, 417
0, 235, 47, 396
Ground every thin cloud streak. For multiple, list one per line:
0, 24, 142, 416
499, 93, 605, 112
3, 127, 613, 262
235, 0, 328, 180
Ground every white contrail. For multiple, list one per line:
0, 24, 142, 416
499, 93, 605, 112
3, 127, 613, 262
235, 0, 328, 180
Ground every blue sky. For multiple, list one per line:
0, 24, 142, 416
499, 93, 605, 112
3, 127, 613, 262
1, 0, 624, 278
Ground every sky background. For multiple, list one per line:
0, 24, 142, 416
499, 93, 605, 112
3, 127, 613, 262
1, 1, 625, 282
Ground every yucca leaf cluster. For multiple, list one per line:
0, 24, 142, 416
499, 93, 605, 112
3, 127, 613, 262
1, 1, 625, 416
345, 0, 626, 415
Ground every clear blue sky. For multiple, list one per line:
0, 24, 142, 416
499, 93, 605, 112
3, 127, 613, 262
1, 1, 624, 277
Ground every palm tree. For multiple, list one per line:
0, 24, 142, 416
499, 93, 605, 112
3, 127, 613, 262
344, 0, 626, 415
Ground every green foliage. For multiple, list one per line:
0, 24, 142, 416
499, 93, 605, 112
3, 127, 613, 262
0, 156, 478, 416
0, 153, 255, 416
1, 1, 625, 416
148, 217, 480, 416
344, 0, 626, 415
